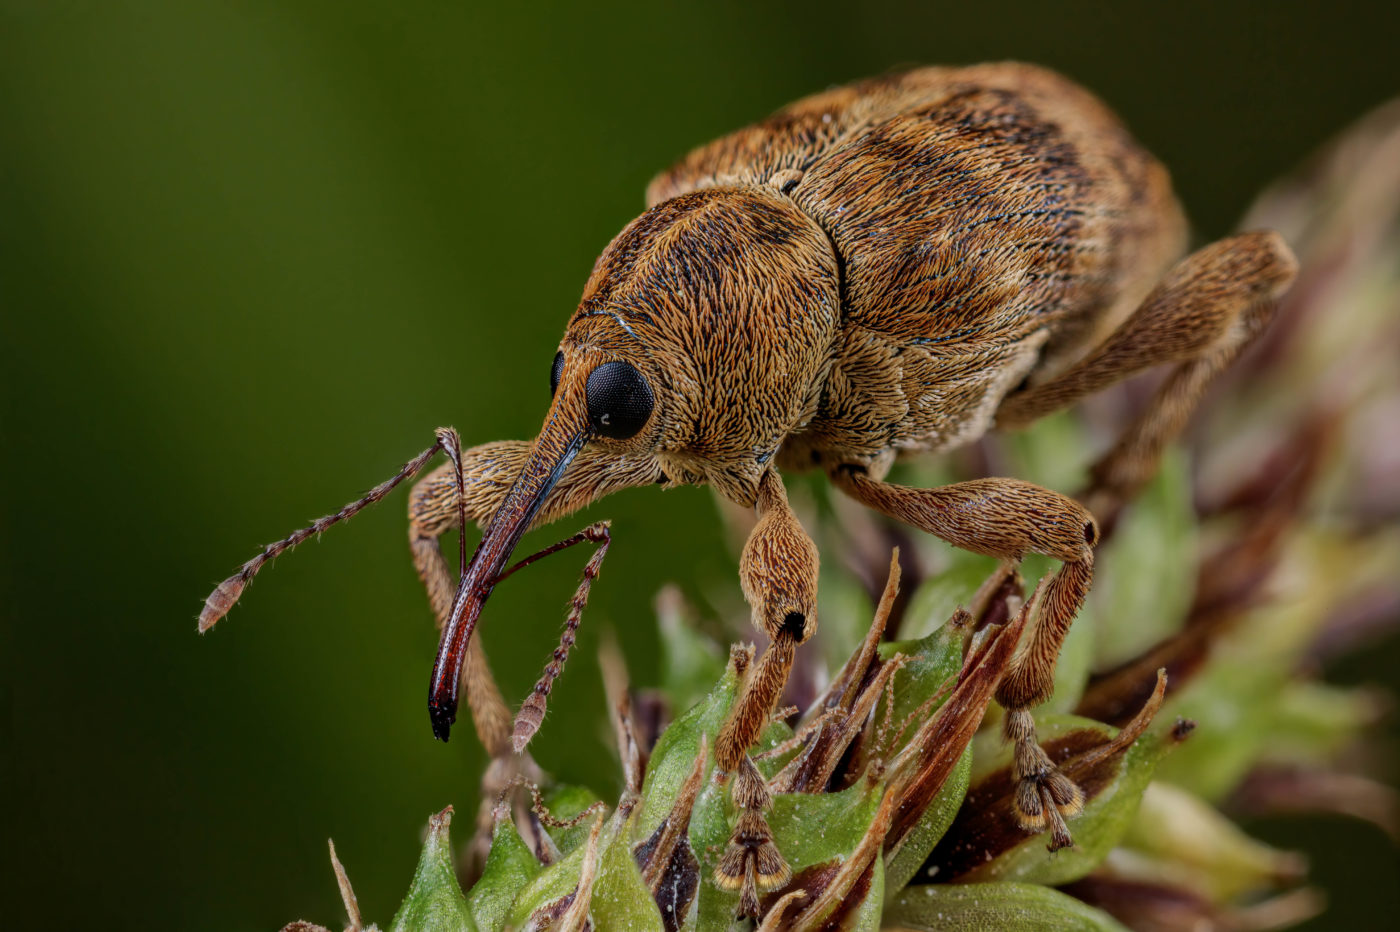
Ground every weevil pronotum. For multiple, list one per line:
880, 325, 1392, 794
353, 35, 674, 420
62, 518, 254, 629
200, 62, 1296, 901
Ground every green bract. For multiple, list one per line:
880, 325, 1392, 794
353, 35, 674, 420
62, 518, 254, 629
389, 809, 475, 932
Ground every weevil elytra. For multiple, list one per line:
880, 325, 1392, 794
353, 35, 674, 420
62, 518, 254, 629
200, 62, 1296, 899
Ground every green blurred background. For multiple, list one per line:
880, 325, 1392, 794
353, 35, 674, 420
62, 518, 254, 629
2, 2, 1397, 929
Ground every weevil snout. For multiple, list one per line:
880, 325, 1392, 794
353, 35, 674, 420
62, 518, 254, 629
427, 345, 662, 740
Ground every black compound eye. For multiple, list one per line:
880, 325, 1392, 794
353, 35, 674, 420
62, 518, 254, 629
549, 351, 564, 397
585, 360, 654, 439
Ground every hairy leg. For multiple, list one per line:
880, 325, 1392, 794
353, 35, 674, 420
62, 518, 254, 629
998, 231, 1298, 526
713, 469, 818, 913
832, 468, 1096, 845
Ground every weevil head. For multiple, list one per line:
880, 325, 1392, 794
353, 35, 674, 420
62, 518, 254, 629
428, 185, 841, 740
553, 184, 842, 503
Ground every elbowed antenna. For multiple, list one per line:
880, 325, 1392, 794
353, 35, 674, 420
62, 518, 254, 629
427, 412, 590, 741
198, 432, 457, 633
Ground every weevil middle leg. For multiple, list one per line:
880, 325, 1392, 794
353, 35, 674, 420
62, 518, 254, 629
831, 467, 1096, 845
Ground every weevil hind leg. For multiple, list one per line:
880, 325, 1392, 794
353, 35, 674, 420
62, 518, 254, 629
998, 231, 1298, 528
831, 467, 1097, 844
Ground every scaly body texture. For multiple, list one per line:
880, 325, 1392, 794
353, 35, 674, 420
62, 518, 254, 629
643, 63, 1185, 479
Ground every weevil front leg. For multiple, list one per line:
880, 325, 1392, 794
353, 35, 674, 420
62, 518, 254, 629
831, 468, 1095, 848
713, 468, 817, 914
409, 433, 653, 869
716, 469, 820, 771
500, 522, 613, 753
415, 502, 614, 757
998, 231, 1298, 528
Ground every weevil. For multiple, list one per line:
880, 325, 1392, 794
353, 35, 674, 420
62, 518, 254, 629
200, 62, 1296, 903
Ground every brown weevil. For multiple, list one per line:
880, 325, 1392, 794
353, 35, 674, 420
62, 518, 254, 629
200, 62, 1296, 899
